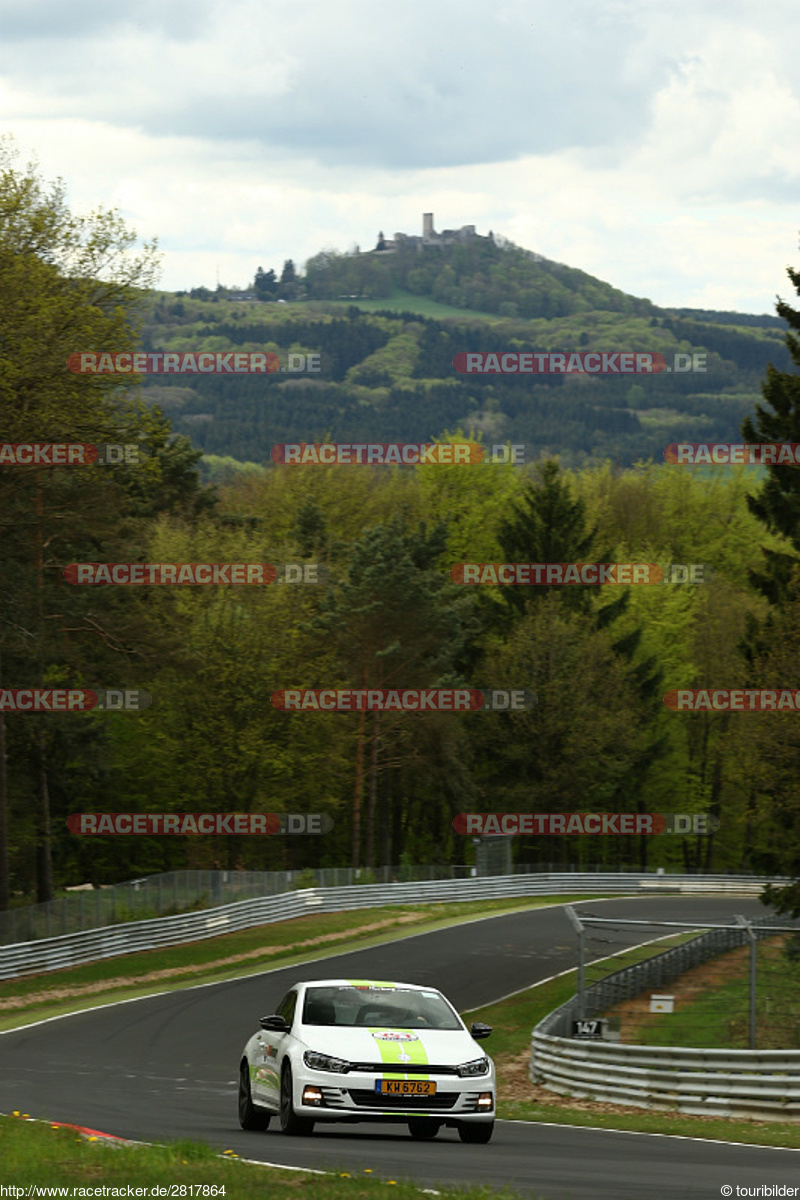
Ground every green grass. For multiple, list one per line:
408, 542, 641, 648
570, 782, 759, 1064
631, 936, 800, 1050
312, 287, 503, 322
462, 937, 800, 1149
465, 932, 700, 1060
3, 907, 797, 1162
0, 895, 606, 1031
0, 1115, 530, 1198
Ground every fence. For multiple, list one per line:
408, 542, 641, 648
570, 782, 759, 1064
0, 865, 472, 945
561, 910, 784, 1033
0, 863, 772, 946
531, 914, 800, 1119
0, 871, 784, 980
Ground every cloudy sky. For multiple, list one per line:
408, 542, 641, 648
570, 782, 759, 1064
2, 0, 798, 313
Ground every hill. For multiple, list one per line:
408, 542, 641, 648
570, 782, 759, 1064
133, 236, 790, 472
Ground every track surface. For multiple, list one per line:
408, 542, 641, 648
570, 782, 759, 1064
2, 896, 799, 1199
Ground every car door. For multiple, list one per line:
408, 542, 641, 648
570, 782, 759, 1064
257, 989, 297, 1110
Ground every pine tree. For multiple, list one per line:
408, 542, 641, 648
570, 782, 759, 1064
741, 261, 800, 604
739, 254, 800, 913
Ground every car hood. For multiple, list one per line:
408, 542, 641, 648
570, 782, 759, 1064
297, 1026, 486, 1066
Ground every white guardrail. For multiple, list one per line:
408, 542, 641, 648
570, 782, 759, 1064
530, 899, 800, 1122
530, 1036, 800, 1121
0, 871, 781, 980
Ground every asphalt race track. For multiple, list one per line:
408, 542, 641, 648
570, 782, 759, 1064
2, 896, 799, 1199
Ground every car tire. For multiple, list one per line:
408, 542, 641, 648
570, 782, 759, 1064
238, 1061, 270, 1131
458, 1121, 494, 1144
408, 1119, 441, 1140
279, 1063, 315, 1136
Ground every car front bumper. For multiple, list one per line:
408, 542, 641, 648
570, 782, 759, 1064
293, 1069, 496, 1123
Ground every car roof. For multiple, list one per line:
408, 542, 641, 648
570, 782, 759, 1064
296, 979, 435, 991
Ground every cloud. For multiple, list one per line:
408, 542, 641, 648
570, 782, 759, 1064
1, 0, 798, 309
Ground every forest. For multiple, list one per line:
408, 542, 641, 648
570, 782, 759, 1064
141, 269, 791, 471
3, 148, 800, 914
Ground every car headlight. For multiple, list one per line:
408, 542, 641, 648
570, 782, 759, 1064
303, 1050, 351, 1073
456, 1056, 490, 1078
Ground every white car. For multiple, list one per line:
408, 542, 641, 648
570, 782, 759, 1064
238, 978, 496, 1142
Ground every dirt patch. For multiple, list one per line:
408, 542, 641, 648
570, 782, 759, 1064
495, 940, 796, 1121
0, 912, 425, 1010
602, 942, 752, 1044
497, 1047, 656, 1113
495, 1048, 658, 1114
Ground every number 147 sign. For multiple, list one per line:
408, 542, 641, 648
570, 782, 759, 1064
571, 1019, 606, 1038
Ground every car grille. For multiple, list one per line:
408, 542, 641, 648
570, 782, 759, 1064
349, 1062, 459, 1075
347, 1090, 458, 1110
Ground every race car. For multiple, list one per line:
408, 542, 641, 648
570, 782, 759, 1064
238, 978, 495, 1142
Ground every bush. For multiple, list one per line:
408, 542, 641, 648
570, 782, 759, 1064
293, 868, 318, 890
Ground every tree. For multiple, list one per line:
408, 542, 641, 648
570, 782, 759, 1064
740, 259, 800, 605
310, 513, 478, 867
471, 460, 665, 869
737, 252, 800, 912
277, 259, 300, 300
0, 138, 171, 902
254, 266, 277, 298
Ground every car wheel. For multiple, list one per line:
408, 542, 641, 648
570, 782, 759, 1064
458, 1121, 494, 1144
279, 1063, 315, 1136
408, 1119, 441, 1140
238, 1061, 270, 1131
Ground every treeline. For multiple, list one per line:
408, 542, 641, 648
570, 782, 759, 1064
5, 441, 800, 900
138, 300, 788, 468
4, 147, 800, 914
303, 237, 658, 319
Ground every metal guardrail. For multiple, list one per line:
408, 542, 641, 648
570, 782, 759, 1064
0, 865, 482, 945
530, 1038, 800, 1120
1, 862, 757, 946
530, 916, 800, 1120
0, 871, 783, 981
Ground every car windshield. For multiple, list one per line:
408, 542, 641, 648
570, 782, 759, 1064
302, 985, 463, 1030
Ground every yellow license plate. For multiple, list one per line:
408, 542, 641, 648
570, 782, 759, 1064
376, 1079, 436, 1095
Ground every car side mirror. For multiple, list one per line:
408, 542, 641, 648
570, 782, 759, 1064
470, 1022, 492, 1040
260, 1014, 289, 1032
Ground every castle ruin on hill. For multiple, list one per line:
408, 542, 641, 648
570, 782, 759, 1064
373, 213, 493, 254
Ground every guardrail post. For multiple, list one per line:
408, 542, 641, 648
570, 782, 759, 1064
736, 914, 757, 1050
564, 905, 585, 1021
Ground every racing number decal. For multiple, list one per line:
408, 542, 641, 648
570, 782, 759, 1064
370, 1029, 429, 1077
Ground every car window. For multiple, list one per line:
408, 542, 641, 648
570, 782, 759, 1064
302, 986, 463, 1029
276, 990, 297, 1030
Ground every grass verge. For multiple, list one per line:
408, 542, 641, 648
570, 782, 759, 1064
5, 900, 797, 1153
463, 941, 800, 1149
0, 895, 604, 1031
0, 1115, 529, 1198
627, 934, 800, 1050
